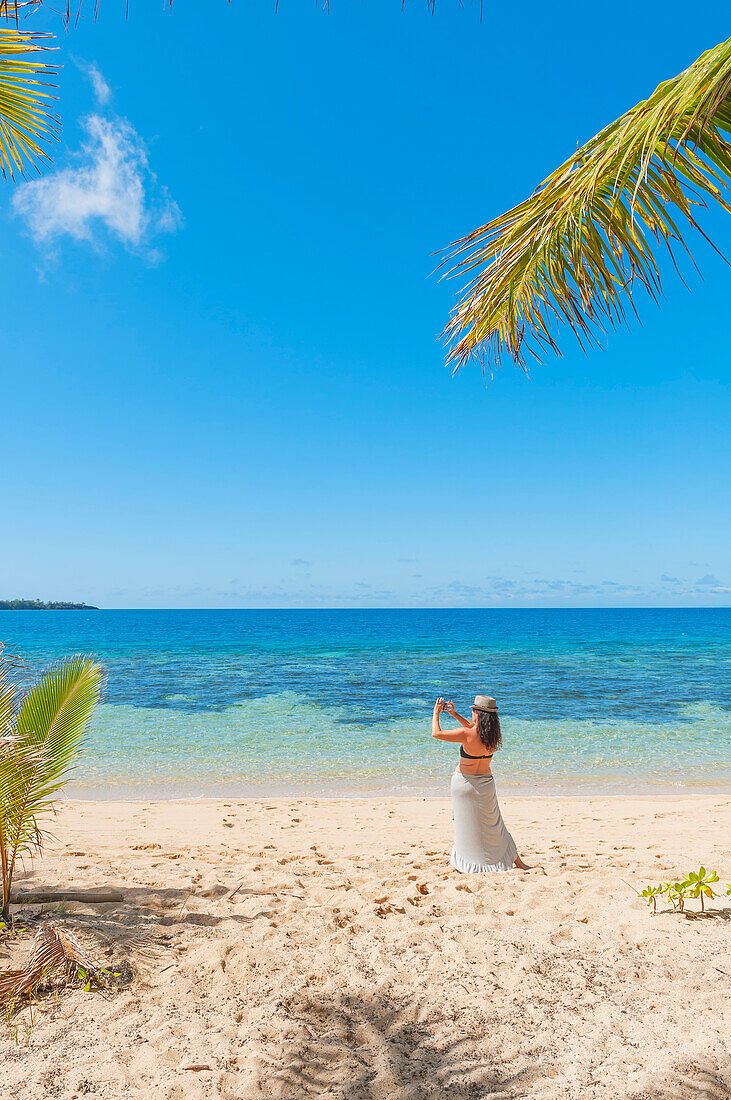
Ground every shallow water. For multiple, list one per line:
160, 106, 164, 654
1, 608, 729, 797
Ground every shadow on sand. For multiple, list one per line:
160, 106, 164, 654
10, 884, 272, 972
682, 906, 731, 923
630, 1059, 731, 1099
261, 988, 541, 1099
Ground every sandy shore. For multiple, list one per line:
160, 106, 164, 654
1, 796, 730, 1099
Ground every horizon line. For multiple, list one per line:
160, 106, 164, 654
17, 604, 729, 612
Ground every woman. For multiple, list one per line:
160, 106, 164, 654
432, 695, 529, 873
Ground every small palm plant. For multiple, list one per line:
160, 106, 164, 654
682, 868, 719, 914
0, 648, 105, 922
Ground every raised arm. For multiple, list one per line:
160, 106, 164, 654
431, 698, 468, 743
444, 700, 475, 730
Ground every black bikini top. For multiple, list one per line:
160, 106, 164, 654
460, 745, 494, 760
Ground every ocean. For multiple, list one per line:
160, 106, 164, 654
1, 608, 729, 798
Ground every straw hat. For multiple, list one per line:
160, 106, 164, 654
471, 695, 498, 713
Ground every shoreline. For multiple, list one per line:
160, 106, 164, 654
60, 777, 731, 800
58, 789, 731, 803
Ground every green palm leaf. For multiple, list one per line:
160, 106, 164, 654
0, 648, 23, 906
0, 655, 105, 917
0, 646, 22, 739
0, 23, 58, 180
441, 36, 731, 372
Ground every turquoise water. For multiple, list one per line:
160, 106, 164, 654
1, 609, 729, 797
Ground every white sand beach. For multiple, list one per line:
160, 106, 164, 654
1, 796, 730, 1099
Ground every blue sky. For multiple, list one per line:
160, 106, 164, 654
1, 2, 729, 608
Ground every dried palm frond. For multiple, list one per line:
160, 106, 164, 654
441, 35, 731, 372
0, 921, 97, 1003
0, 3, 43, 24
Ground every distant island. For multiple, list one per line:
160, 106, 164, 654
0, 599, 99, 610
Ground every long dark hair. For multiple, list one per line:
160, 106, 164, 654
475, 711, 502, 753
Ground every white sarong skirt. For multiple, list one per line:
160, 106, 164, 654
450, 770, 517, 874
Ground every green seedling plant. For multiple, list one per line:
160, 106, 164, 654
77, 966, 122, 993
681, 868, 719, 913
663, 882, 689, 912
4, 990, 37, 1046
632, 869, 728, 916
638, 884, 664, 914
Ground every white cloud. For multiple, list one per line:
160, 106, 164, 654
12, 112, 182, 260
78, 60, 112, 106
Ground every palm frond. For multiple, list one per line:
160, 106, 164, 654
0, 921, 96, 1004
9, 655, 105, 831
0, 656, 105, 915
0, 648, 24, 909
0, 647, 22, 739
441, 36, 731, 372
0, 23, 58, 179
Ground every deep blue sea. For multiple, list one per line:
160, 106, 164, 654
1, 608, 729, 798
